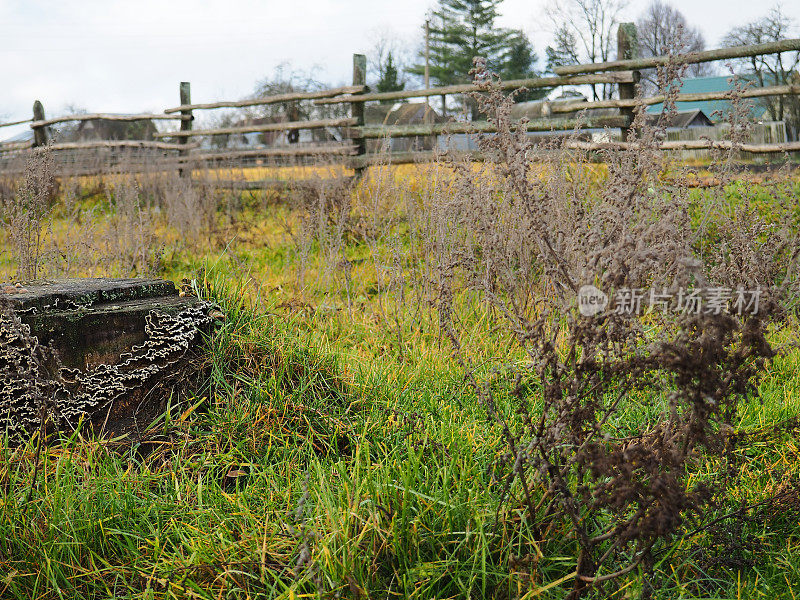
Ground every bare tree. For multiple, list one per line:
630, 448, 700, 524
50, 104, 88, 143
636, 0, 711, 93
197, 63, 346, 150
255, 62, 347, 132
546, 24, 581, 73
722, 5, 800, 139
252, 62, 329, 121
547, 0, 629, 100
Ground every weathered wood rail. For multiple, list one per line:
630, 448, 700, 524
549, 84, 800, 113
162, 85, 368, 113
30, 113, 189, 128
566, 139, 800, 153
152, 117, 358, 139
553, 38, 800, 75
0, 118, 33, 129
2, 25, 800, 176
357, 116, 630, 139
312, 72, 638, 105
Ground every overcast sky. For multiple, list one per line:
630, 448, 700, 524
2, 0, 799, 139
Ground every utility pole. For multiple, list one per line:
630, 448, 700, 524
425, 18, 431, 106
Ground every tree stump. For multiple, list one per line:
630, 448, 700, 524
0, 278, 216, 438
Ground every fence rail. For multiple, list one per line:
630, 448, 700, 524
0, 118, 33, 129
163, 85, 368, 113
566, 139, 800, 153
44, 140, 196, 151
173, 143, 357, 163
313, 72, 638, 105
550, 84, 800, 113
2, 27, 800, 176
351, 137, 800, 168
358, 115, 631, 139
30, 113, 189, 128
152, 117, 357, 139
553, 38, 800, 75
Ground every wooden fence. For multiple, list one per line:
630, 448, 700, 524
2, 23, 800, 183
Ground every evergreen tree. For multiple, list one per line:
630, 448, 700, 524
504, 32, 544, 102
411, 0, 544, 116
376, 51, 405, 100
429, 0, 503, 85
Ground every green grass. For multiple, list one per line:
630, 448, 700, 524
2, 173, 800, 598
2, 272, 799, 599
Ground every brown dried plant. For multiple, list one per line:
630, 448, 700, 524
1, 148, 58, 281
102, 176, 159, 276
425, 57, 788, 597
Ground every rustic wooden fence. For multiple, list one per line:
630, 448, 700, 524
2, 24, 800, 183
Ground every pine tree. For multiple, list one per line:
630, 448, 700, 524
430, 0, 503, 85
376, 51, 405, 100
411, 0, 544, 116
503, 32, 544, 102
503, 32, 537, 80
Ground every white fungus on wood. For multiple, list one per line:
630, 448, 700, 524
0, 302, 214, 436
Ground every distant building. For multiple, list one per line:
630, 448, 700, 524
645, 109, 714, 129
0, 129, 33, 146
643, 74, 800, 123
365, 103, 443, 153
73, 118, 157, 141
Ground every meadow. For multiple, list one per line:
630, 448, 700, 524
1, 91, 800, 599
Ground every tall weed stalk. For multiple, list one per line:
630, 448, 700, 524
426, 58, 794, 597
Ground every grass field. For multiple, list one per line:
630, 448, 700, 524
1, 150, 800, 599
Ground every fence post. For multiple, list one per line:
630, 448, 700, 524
351, 54, 367, 181
179, 82, 193, 177
32, 100, 49, 147
616, 23, 639, 140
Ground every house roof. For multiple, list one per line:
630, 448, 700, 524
645, 109, 714, 128
364, 104, 392, 124
1, 129, 33, 144
644, 75, 782, 122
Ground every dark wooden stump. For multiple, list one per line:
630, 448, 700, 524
4, 278, 192, 369
0, 278, 215, 438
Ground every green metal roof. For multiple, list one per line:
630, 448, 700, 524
646, 75, 766, 122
